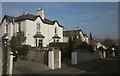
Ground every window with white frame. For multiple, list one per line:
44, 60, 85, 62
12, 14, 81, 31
38, 39, 43, 47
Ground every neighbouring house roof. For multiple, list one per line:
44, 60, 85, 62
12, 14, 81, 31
1, 14, 63, 27
83, 33, 88, 37
52, 34, 61, 39
33, 32, 45, 38
1, 15, 15, 23
63, 29, 83, 37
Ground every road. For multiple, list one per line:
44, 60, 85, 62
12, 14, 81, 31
75, 56, 120, 74
13, 56, 120, 74
36, 56, 120, 74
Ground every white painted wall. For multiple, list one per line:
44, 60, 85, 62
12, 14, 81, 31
63, 37, 68, 42
26, 20, 37, 46
0, 19, 7, 37
79, 31, 85, 41
25, 17, 63, 47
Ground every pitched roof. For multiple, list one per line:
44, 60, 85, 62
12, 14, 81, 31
63, 29, 82, 37
83, 33, 88, 37
15, 14, 37, 21
1, 15, 15, 23
52, 34, 61, 39
1, 14, 63, 27
33, 32, 45, 38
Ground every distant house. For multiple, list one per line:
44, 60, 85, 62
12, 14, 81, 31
63, 27, 108, 50
96, 41, 107, 50
63, 27, 90, 44
0, 8, 64, 47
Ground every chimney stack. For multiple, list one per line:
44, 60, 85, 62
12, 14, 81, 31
37, 8, 45, 20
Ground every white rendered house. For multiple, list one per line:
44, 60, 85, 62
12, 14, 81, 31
0, 8, 64, 47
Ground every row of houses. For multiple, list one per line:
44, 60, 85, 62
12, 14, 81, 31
0, 8, 106, 50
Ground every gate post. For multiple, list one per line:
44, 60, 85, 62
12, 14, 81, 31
9, 52, 13, 75
0, 44, 2, 75
48, 51, 54, 69
103, 51, 106, 58
71, 52, 77, 64
59, 51, 61, 68
48, 47, 61, 69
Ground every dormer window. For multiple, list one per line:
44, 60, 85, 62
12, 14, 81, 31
36, 23, 40, 33
52, 34, 60, 42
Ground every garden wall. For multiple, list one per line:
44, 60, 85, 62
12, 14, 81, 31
77, 50, 101, 63
26, 50, 48, 65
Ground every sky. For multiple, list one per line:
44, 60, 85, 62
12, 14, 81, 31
0, 2, 118, 40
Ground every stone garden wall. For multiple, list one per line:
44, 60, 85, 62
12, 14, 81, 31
77, 50, 101, 63
26, 49, 48, 65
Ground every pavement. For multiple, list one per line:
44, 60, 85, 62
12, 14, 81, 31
13, 60, 50, 74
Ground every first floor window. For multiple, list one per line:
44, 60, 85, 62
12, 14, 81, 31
37, 23, 40, 33
6, 24, 8, 33
55, 26, 57, 34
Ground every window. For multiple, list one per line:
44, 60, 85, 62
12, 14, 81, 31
38, 39, 43, 47
55, 26, 57, 34
6, 25, 8, 33
36, 39, 37, 47
37, 23, 40, 33
18, 22, 21, 32
53, 39, 59, 42
57, 39, 59, 42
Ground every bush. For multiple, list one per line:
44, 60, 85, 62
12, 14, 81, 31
18, 45, 30, 60
49, 42, 68, 49
80, 42, 94, 53
49, 42, 69, 58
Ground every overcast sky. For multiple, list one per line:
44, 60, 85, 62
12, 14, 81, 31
1, 2, 118, 39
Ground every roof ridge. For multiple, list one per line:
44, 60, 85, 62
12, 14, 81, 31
1, 13, 63, 27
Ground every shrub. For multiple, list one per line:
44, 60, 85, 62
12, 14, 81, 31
49, 42, 68, 49
18, 45, 30, 60
80, 42, 94, 53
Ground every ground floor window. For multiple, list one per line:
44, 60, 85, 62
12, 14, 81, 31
38, 39, 43, 47
53, 39, 59, 42
35, 38, 43, 47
